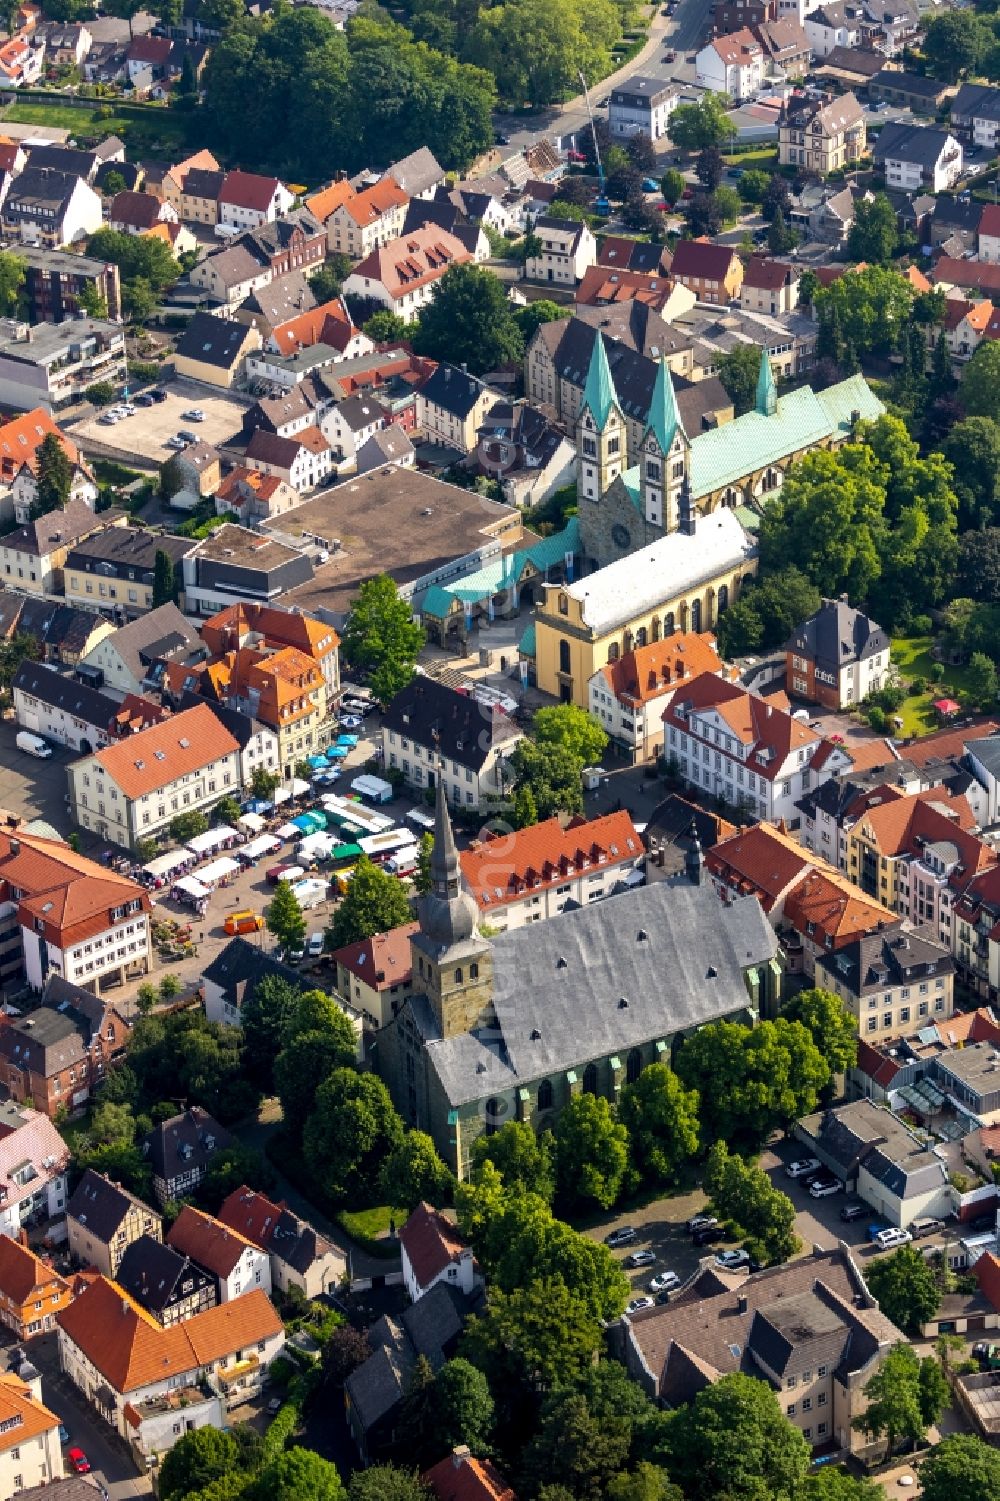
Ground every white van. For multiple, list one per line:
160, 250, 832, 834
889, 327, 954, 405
16, 731, 52, 758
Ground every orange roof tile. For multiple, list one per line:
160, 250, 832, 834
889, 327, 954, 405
424, 1454, 516, 1501
353, 225, 472, 304
902, 719, 1000, 768
57, 1276, 282, 1394
92, 703, 239, 799
332, 921, 418, 990
664, 674, 834, 783
599, 631, 724, 706
459, 811, 641, 912
0, 1233, 69, 1306
904, 264, 932, 293
0, 1372, 60, 1453
0, 408, 84, 476
974, 1251, 1000, 1312
705, 822, 811, 911
0, 830, 149, 948
783, 868, 893, 948
167, 1205, 259, 1278
305, 179, 356, 223
269, 298, 356, 357
400, 1203, 471, 1291
849, 789, 992, 880
340, 178, 408, 227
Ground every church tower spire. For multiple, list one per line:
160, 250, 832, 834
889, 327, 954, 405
641, 355, 689, 533
577, 332, 624, 503
755, 348, 777, 417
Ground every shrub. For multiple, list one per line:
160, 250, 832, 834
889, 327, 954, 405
867, 706, 889, 733
909, 676, 926, 695
86, 381, 116, 406
911, 614, 933, 634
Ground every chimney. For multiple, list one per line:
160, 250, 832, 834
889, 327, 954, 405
9, 839, 19, 856
737, 1294, 748, 1314
451, 1446, 471, 1469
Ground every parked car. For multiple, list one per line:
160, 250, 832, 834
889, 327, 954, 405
626, 1296, 654, 1315
809, 1178, 842, 1199
494, 132, 510, 145
663, 49, 676, 61
840, 1201, 867, 1222
786, 1157, 821, 1180
606, 1226, 638, 1248
566, 149, 587, 163
177, 429, 197, 443
715, 1249, 750, 1271
649, 1270, 680, 1294
686, 1213, 718, 1234
911, 1216, 945, 1239
692, 1222, 724, 1247
624, 1249, 656, 1268
182, 407, 206, 422
165, 434, 187, 449
150, 389, 168, 403
874, 1227, 912, 1250
97, 413, 119, 426
68, 1449, 92, 1475
135, 393, 154, 407
642, 177, 659, 192
307, 931, 325, 958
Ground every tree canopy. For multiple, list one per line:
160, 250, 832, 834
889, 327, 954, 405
553, 1092, 630, 1210
341, 574, 425, 704
303, 1067, 406, 1203
918, 1434, 1000, 1501
660, 1372, 811, 1501
465, 0, 621, 107
326, 856, 413, 950
865, 1245, 942, 1336
414, 264, 525, 375
675, 1018, 829, 1146
619, 1064, 699, 1184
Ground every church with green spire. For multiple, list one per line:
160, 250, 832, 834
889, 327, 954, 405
577, 335, 884, 570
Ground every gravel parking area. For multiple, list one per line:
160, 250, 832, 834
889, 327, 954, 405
70, 382, 248, 465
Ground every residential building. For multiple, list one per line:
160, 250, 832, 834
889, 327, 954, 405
795, 1098, 951, 1227
816, 923, 955, 1044
1, 168, 102, 247
779, 91, 866, 175
424, 1452, 515, 1501
803, 2, 859, 55
953, 865, 1000, 1002
576, 264, 694, 320
18, 245, 121, 323
621, 1246, 904, 1453
244, 426, 335, 491
0, 1103, 69, 1240
325, 179, 409, 258
171, 312, 262, 389
342, 225, 473, 324
642, 794, 735, 883
77, 603, 201, 699
608, 74, 678, 139
0, 498, 117, 595
696, 28, 765, 100
0, 1234, 71, 1339
171, 441, 222, 504
870, 68, 953, 114
459, 811, 643, 932
202, 938, 305, 1028
180, 524, 313, 619
56, 1277, 285, 1442
178, 643, 326, 777
0, 1370, 64, 1492
663, 672, 852, 824
380, 676, 524, 811
785, 597, 890, 710
385, 147, 446, 201
199, 602, 340, 726
213, 467, 301, 526
589, 630, 727, 762
716, 0, 776, 31
13, 660, 140, 757
108, 189, 177, 234
978, 203, 1000, 263
67, 702, 242, 849
217, 170, 293, 231
217, 1187, 344, 1300
66, 1169, 162, 1278
740, 257, 801, 316
265, 298, 369, 362
669, 239, 744, 305
474, 401, 576, 509
950, 81, 1000, 149
322, 394, 387, 468
167, 1206, 271, 1304
0, 830, 151, 993
849, 1005, 1000, 1105
400, 1202, 481, 1305
0, 975, 131, 1118
874, 122, 963, 194
63, 528, 193, 617
331, 920, 419, 1031
116, 1237, 217, 1327
189, 242, 274, 307
378, 782, 778, 1176
0, 319, 126, 414
144, 1107, 233, 1208
943, 297, 993, 364
524, 217, 597, 286
0, 34, 46, 86
753, 16, 811, 77
416, 366, 501, 453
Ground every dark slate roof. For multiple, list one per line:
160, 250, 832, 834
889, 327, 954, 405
381, 676, 521, 773
862, 1143, 947, 1200
798, 1099, 946, 1201
785, 597, 888, 673
418, 364, 492, 420
410, 883, 776, 1108
0, 1004, 86, 1076
967, 734, 1000, 781
402, 197, 461, 238
13, 599, 105, 659
951, 82, 1000, 123
67, 1168, 154, 1243
817, 925, 954, 998
143, 1106, 233, 1184
872, 121, 957, 167
24, 144, 97, 179
335, 393, 387, 432
65, 528, 193, 576
643, 795, 730, 877
5, 168, 78, 214
201, 935, 304, 1008
747, 1291, 853, 1379
355, 425, 415, 474
12, 661, 118, 729
932, 195, 984, 232
184, 167, 226, 200
175, 311, 252, 370
345, 1282, 469, 1431
872, 68, 947, 100
386, 147, 444, 197
239, 271, 316, 324
116, 1235, 212, 1316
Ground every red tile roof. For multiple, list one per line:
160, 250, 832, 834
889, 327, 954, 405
902, 718, 1000, 768
980, 204, 1000, 240
424, 1453, 517, 1501
973, 1251, 1000, 1311
218, 169, 281, 213
847, 788, 993, 882
599, 631, 725, 705
400, 1203, 470, 1291
663, 673, 837, 783
706, 822, 811, 912
576, 264, 677, 311
934, 256, 1000, 293
167, 1205, 260, 1278
742, 256, 795, 291
0, 1233, 68, 1305
340, 178, 408, 228
0, 830, 149, 949
670, 237, 741, 282
92, 703, 240, 799
460, 811, 641, 913
783, 867, 894, 949
855, 1038, 903, 1091
352, 225, 472, 304
269, 298, 358, 357
332, 921, 418, 991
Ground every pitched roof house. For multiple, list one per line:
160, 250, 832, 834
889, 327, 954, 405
0, 1232, 72, 1338
144, 1107, 234, 1208
342, 224, 473, 324
167, 1205, 272, 1303
424, 1451, 517, 1501
399, 1202, 481, 1304
217, 1186, 344, 1299
66, 1168, 162, 1278
669, 238, 745, 305
0, 974, 131, 1119
116, 1235, 217, 1326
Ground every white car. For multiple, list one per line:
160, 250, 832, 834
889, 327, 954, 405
809, 1178, 842, 1199
649, 1270, 680, 1294
183, 408, 206, 422
875, 1227, 913, 1250
715, 1249, 751, 1271
625, 1296, 654, 1315
306, 932, 325, 958
786, 1157, 821, 1180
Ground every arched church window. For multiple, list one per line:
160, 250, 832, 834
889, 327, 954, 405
558, 593, 568, 615
537, 1079, 554, 1111
454, 968, 463, 984
718, 584, 729, 613
626, 1048, 643, 1084
636, 626, 647, 648
651, 617, 661, 642
691, 599, 702, 633
665, 612, 675, 635
559, 640, 571, 673
583, 1063, 599, 1095
608, 642, 620, 662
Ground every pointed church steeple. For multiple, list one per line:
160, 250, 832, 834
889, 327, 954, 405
645, 354, 687, 455
417, 758, 479, 951
640, 356, 689, 533
577, 332, 625, 503
756, 348, 777, 417
429, 765, 461, 902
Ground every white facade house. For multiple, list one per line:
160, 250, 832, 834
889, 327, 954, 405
217, 173, 294, 232
875, 123, 963, 194
524, 217, 597, 286
399, 1202, 481, 1304
695, 28, 765, 101
0, 1371, 64, 1493
804, 5, 860, 56
0, 1105, 69, 1239
167, 1207, 272, 1305
608, 74, 679, 139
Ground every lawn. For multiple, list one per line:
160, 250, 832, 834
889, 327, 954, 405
337, 1203, 407, 1257
2, 98, 192, 155
889, 635, 975, 738
724, 147, 779, 168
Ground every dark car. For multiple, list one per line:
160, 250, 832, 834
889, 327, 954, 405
150, 389, 168, 403
494, 132, 511, 146
692, 1222, 724, 1247
840, 1201, 867, 1222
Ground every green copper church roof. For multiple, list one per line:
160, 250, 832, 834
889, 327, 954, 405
418, 518, 581, 613
755, 348, 777, 417
644, 355, 687, 454
580, 332, 619, 429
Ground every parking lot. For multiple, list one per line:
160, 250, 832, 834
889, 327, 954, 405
69, 381, 248, 466
0, 716, 75, 830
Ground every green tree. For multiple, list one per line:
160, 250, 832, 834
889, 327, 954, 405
717, 344, 763, 417
918, 1434, 1000, 1501
88, 227, 179, 292
379, 1130, 454, 1211
767, 207, 796, 255
102, 169, 129, 197
266, 880, 307, 955
918, 1353, 951, 1428
661, 1372, 811, 1501
414, 264, 524, 375
462, 1279, 605, 1393
716, 567, 821, 659
676, 1018, 829, 1146
957, 529, 1000, 602
414, 832, 434, 896
123, 276, 157, 326
364, 309, 408, 343
510, 739, 586, 817
761, 173, 791, 222
303, 1067, 405, 1203
349, 1468, 429, 1501
757, 444, 888, 602
34, 433, 73, 514
512, 783, 538, 828
782, 988, 857, 1077
800, 1473, 882, 1501
309, 254, 352, 303
276, 1026, 358, 1140
966, 651, 999, 710
515, 298, 570, 344
213, 795, 242, 827
240, 974, 302, 1092
524, 1389, 632, 1501
944, 418, 1000, 531
323, 1324, 372, 1389
470, 1120, 555, 1202
196, 1144, 273, 1215
922, 10, 982, 80
471, 1192, 628, 1322
250, 1447, 344, 1501
398, 1355, 494, 1468
466, 0, 620, 108
714, 185, 742, 226
668, 91, 730, 151
152, 548, 179, 607
619, 1063, 699, 1184
847, 193, 898, 264
169, 809, 209, 843
853, 1344, 935, 1456
660, 167, 685, 205
327, 855, 412, 949
159, 1428, 239, 1501
959, 339, 1000, 424
738, 169, 770, 205
814, 266, 914, 359
705, 1141, 800, 1266
250, 766, 280, 800
553, 1092, 629, 1210
0, 250, 25, 317
607, 1465, 684, 1501
341, 574, 425, 705
534, 703, 607, 763
695, 146, 724, 190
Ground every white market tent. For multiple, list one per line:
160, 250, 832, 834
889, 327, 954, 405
142, 850, 191, 880
273, 786, 293, 806
290, 778, 311, 796
174, 876, 210, 901
196, 856, 241, 887
241, 833, 281, 861
186, 826, 239, 858
238, 812, 267, 834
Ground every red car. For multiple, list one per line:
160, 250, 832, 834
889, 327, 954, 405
566, 149, 587, 163
67, 1449, 91, 1475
